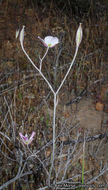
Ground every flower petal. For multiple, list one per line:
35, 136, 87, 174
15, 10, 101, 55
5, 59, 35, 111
23, 134, 28, 141
19, 132, 24, 139
28, 132, 36, 144
50, 37, 59, 47
38, 36, 59, 48
44, 36, 59, 47
19, 133, 28, 143
38, 36, 48, 47
29, 132, 36, 141
44, 36, 53, 46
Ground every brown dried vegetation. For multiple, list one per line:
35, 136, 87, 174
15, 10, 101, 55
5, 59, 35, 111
0, 0, 108, 189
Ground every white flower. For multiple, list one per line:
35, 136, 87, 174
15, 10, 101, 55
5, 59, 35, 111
38, 36, 59, 48
76, 23, 83, 47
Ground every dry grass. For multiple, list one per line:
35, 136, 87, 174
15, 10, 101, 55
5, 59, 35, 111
0, 0, 108, 189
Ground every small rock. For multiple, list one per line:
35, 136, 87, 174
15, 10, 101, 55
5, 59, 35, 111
95, 102, 104, 111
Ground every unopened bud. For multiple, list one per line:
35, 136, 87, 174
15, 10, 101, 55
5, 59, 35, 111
76, 23, 82, 48
16, 29, 19, 39
20, 25, 25, 46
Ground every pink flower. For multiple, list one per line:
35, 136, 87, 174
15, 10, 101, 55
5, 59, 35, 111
38, 36, 59, 48
19, 132, 36, 145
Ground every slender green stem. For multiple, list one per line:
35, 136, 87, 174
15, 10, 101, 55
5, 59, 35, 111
56, 46, 78, 95
49, 47, 79, 184
48, 93, 57, 186
21, 44, 55, 94
52, 94, 57, 165
40, 47, 49, 70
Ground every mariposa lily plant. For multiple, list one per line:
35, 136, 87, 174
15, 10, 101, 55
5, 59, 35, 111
18, 23, 82, 185
19, 132, 36, 145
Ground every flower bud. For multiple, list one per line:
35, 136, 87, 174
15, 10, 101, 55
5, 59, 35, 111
76, 23, 82, 47
20, 25, 25, 46
16, 29, 19, 39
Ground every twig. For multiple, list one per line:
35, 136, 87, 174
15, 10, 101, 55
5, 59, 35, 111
0, 171, 32, 190
62, 133, 108, 145
0, 150, 25, 190
87, 163, 108, 184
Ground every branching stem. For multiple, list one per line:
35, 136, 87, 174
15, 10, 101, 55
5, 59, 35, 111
20, 33, 79, 185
